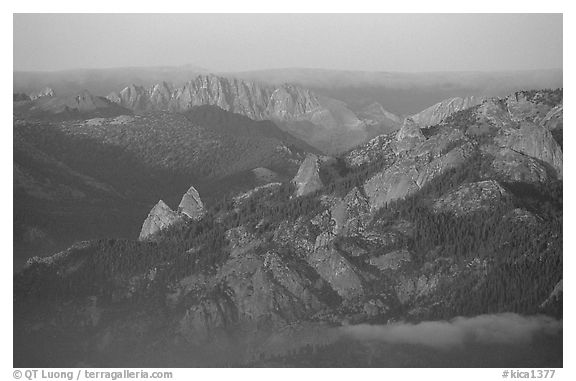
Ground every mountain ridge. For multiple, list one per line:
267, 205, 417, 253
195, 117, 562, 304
14, 88, 563, 367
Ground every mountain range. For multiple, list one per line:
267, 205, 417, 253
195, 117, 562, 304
13, 101, 316, 269
14, 83, 563, 367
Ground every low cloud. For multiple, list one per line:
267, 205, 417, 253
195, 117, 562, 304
340, 313, 562, 349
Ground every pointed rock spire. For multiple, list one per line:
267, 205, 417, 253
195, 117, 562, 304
395, 117, 425, 153
139, 200, 181, 241
292, 154, 324, 197
178, 185, 206, 221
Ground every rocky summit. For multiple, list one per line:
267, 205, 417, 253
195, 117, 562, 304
411, 96, 486, 127
140, 185, 206, 240
292, 154, 324, 196
178, 185, 206, 221
139, 200, 182, 241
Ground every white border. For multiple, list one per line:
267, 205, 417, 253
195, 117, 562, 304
3, 3, 573, 380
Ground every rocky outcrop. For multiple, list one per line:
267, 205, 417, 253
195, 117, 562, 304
364, 142, 474, 212
411, 96, 485, 127
343, 134, 396, 168
433, 180, 508, 216
139, 200, 182, 240
330, 187, 371, 236
293, 154, 324, 196
307, 246, 364, 300
505, 91, 559, 123
395, 118, 425, 153
540, 280, 563, 309
369, 249, 411, 271
541, 104, 563, 131
178, 185, 206, 221
495, 121, 563, 178
30, 87, 55, 100
139, 185, 205, 239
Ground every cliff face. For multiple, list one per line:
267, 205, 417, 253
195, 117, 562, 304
108, 75, 321, 119
292, 154, 324, 196
178, 186, 206, 221
139, 200, 182, 241
411, 96, 486, 127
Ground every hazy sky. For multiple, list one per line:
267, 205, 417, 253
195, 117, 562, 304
13, 14, 562, 72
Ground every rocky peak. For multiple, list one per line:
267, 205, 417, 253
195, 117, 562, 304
411, 96, 485, 127
73, 90, 100, 111
178, 185, 206, 221
30, 87, 55, 100
115, 84, 149, 111
139, 200, 182, 241
149, 82, 173, 105
359, 102, 402, 124
395, 117, 425, 153
292, 154, 324, 196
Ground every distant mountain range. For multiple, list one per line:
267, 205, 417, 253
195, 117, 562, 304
104, 75, 377, 154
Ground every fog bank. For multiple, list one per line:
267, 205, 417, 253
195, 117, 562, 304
340, 313, 562, 349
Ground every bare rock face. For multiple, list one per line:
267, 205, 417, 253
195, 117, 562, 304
505, 92, 556, 123
495, 121, 563, 178
109, 75, 321, 120
411, 96, 485, 127
293, 154, 324, 196
488, 147, 550, 184
330, 187, 371, 237
343, 134, 396, 168
395, 118, 425, 153
178, 186, 206, 221
540, 280, 563, 309
139, 200, 181, 241
433, 180, 509, 216
541, 104, 563, 131
364, 142, 474, 212
307, 246, 364, 300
